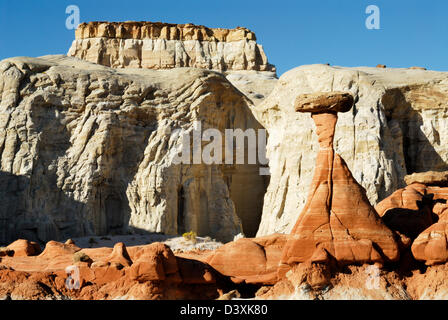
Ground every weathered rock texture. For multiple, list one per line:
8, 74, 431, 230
0, 55, 267, 244
405, 171, 448, 186
374, 178, 448, 265
279, 92, 398, 267
412, 211, 448, 265
205, 234, 287, 285
0, 240, 224, 300
375, 183, 447, 240
6, 239, 41, 257
255, 65, 448, 236
68, 21, 275, 72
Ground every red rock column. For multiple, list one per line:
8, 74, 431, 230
312, 112, 337, 149
278, 92, 399, 278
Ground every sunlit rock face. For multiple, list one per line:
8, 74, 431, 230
68, 21, 275, 73
0, 55, 267, 244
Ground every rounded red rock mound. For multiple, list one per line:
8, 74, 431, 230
206, 234, 288, 285
127, 243, 179, 282
7, 239, 41, 257
39, 240, 81, 259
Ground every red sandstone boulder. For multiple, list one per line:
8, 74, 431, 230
39, 240, 81, 258
206, 234, 288, 285
375, 184, 427, 216
412, 212, 448, 265
7, 239, 41, 257
127, 243, 178, 282
375, 183, 447, 239
105, 242, 132, 267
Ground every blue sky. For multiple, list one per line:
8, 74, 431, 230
0, 0, 447, 76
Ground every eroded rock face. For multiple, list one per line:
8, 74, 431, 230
374, 177, 448, 265
0, 55, 266, 243
68, 21, 275, 72
255, 65, 448, 236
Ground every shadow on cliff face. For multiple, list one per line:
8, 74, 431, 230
0, 100, 95, 245
381, 88, 448, 189
0, 93, 156, 245
0, 170, 87, 246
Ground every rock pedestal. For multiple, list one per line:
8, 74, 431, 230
279, 92, 399, 272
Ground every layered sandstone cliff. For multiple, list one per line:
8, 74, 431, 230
0, 55, 267, 244
255, 65, 448, 236
68, 22, 275, 72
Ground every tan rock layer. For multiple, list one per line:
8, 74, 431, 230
404, 171, 448, 186
75, 21, 256, 42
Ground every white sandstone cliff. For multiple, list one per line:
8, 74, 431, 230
67, 22, 275, 73
0, 55, 266, 244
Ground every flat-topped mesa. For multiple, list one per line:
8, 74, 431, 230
278, 91, 398, 273
68, 21, 276, 72
75, 21, 257, 42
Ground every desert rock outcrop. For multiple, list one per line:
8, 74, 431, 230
411, 212, 448, 265
6, 239, 41, 257
375, 183, 445, 239
0, 239, 224, 299
205, 234, 287, 285
404, 171, 448, 186
278, 92, 399, 267
68, 21, 275, 73
255, 65, 448, 236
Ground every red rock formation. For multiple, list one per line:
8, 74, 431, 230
376, 171, 448, 220
128, 243, 179, 282
6, 239, 41, 257
279, 92, 399, 270
375, 183, 443, 239
0, 240, 228, 299
39, 240, 81, 258
412, 211, 448, 265
105, 242, 133, 267
205, 234, 288, 285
